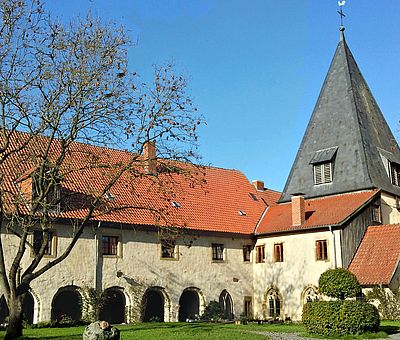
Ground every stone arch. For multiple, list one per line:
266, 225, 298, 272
178, 287, 205, 322
99, 286, 126, 324
301, 285, 319, 305
0, 290, 38, 325
141, 286, 171, 322
219, 289, 234, 320
0, 295, 9, 324
29, 289, 40, 324
51, 285, 82, 322
263, 287, 283, 319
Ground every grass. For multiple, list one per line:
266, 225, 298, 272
0, 320, 399, 339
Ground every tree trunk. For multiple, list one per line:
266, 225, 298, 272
5, 294, 24, 340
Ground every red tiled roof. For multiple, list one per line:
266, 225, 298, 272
349, 224, 400, 285
257, 188, 280, 207
2, 131, 274, 235
256, 190, 379, 234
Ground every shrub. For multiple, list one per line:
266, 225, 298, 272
302, 301, 380, 336
200, 301, 224, 321
319, 268, 361, 299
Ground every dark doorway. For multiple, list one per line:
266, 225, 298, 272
178, 289, 199, 322
23, 292, 34, 324
142, 289, 164, 322
51, 288, 82, 322
99, 289, 125, 324
219, 290, 234, 320
0, 295, 9, 324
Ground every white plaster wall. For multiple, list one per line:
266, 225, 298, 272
381, 192, 400, 224
1, 225, 254, 323
253, 230, 338, 321
1, 226, 96, 321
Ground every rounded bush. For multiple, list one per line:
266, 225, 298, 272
319, 268, 361, 299
302, 301, 380, 336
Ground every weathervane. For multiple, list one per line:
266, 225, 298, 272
337, 0, 346, 30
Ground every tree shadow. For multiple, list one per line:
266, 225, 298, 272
380, 325, 400, 335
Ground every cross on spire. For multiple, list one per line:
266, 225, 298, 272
337, 1, 346, 31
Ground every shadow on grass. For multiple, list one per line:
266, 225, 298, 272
380, 325, 400, 335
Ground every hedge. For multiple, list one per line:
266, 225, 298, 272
302, 301, 380, 336
319, 268, 361, 299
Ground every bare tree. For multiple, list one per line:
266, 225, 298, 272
0, 1, 202, 338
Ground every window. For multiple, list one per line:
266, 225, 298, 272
310, 147, 337, 185
255, 245, 265, 263
303, 286, 319, 304
244, 296, 253, 318
33, 230, 54, 256
316, 240, 328, 261
243, 245, 252, 262
313, 162, 332, 185
390, 162, 400, 186
212, 243, 224, 261
102, 235, 119, 256
372, 203, 381, 223
161, 239, 177, 259
274, 243, 284, 262
266, 289, 281, 318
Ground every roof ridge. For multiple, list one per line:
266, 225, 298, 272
341, 36, 374, 187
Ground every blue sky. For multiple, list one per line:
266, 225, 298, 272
46, 1, 400, 192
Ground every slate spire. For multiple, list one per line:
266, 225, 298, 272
279, 31, 400, 202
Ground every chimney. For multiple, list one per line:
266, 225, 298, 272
143, 141, 156, 174
252, 180, 264, 191
291, 193, 305, 226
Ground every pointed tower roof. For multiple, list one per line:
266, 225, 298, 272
280, 31, 400, 202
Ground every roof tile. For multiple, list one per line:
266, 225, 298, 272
256, 190, 379, 234
349, 224, 400, 285
2, 131, 276, 235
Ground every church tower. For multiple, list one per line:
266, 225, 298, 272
279, 28, 400, 202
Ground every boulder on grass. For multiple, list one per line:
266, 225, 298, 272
83, 321, 120, 340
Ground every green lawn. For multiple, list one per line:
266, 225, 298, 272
0, 321, 399, 339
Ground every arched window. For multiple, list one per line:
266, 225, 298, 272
219, 290, 234, 320
264, 288, 282, 319
302, 286, 319, 304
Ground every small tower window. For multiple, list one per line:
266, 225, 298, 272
390, 162, 400, 186
310, 147, 337, 186
313, 162, 332, 185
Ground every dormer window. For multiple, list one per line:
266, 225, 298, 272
313, 162, 332, 185
310, 147, 337, 186
390, 162, 400, 186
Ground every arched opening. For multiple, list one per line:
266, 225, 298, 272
219, 290, 234, 320
23, 292, 34, 324
51, 286, 82, 322
263, 287, 282, 319
142, 288, 164, 322
178, 288, 200, 322
99, 288, 125, 324
0, 295, 9, 324
302, 285, 319, 304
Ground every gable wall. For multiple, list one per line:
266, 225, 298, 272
253, 229, 340, 321
381, 192, 400, 224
